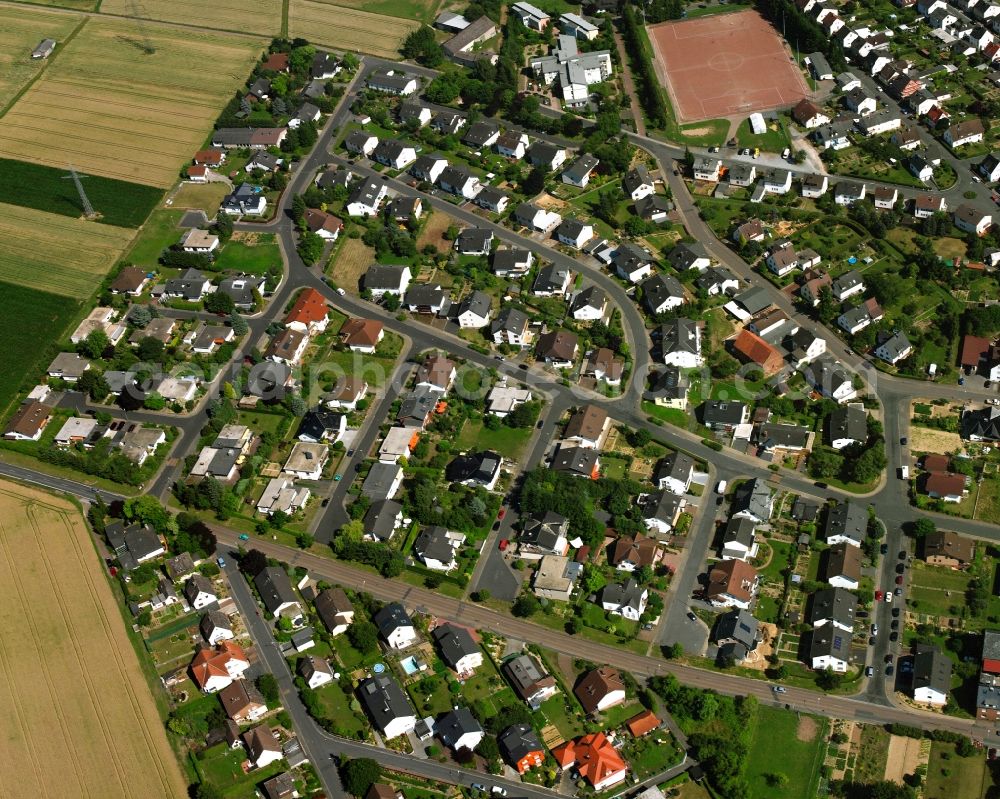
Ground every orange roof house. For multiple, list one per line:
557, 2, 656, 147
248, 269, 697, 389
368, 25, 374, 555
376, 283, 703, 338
732, 329, 785, 377
262, 52, 290, 72
552, 732, 627, 791
285, 288, 330, 333
626, 710, 661, 737
189, 641, 250, 691
194, 148, 226, 166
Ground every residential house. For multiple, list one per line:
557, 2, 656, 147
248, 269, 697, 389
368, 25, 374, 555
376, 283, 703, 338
438, 165, 481, 199
701, 400, 749, 431
552, 733, 627, 791
823, 542, 862, 589
654, 451, 694, 495
220, 183, 267, 216
731, 329, 784, 377
219, 680, 268, 724
825, 500, 868, 546
712, 609, 760, 663
828, 404, 867, 449
801, 356, 857, 402
923, 530, 975, 567
190, 641, 250, 692
315, 587, 355, 636
608, 533, 662, 572
874, 330, 913, 364
201, 611, 234, 645
244, 726, 283, 770
515, 202, 561, 232
834, 181, 867, 206
706, 559, 759, 609
362, 498, 404, 543
564, 404, 610, 449
492, 247, 532, 277
413, 525, 463, 571
810, 587, 857, 632
612, 242, 654, 283
184, 574, 217, 610
623, 165, 655, 200
363, 264, 411, 297
255, 566, 303, 623
912, 645, 953, 706
340, 318, 384, 353
499, 724, 544, 773
562, 153, 600, 187
600, 578, 648, 620
366, 70, 419, 95
357, 675, 417, 738
298, 656, 334, 689
433, 623, 483, 674
692, 156, 722, 181
721, 517, 758, 561
810, 626, 851, 672
520, 511, 570, 558
304, 208, 344, 240
502, 653, 558, 708
347, 179, 388, 217
924, 472, 968, 502
361, 462, 405, 500
955, 203, 993, 235
570, 285, 608, 321
532, 554, 580, 601
551, 444, 600, 478
496, 130, 530, 159
945, 118, 985, 148
491, 307, 531, 347
792, 98, 831, 128
668, 242, 712, 272
640, 272, 686, 314
536, 329, 579, 367
574, 667, 625, 714
731, 478, 773, 523
641, 491, 685, 536
437, 708, 484, 753
373, 602, 417, 649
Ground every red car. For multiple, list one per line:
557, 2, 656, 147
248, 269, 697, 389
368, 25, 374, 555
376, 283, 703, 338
875, 590, 884, 601
497, 507, 506, 520
895, 575, 904, 585
498, 539, 509, 551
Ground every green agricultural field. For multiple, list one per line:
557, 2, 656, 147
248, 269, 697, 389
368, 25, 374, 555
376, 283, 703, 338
213, 233, 283, 274
0, 281, 80, 418
745, 706, 826, 799
0, 158, 163, 228
0, 7, 84, 112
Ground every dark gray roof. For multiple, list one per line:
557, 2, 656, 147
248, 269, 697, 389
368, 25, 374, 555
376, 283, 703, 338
373, 602, 413, 639
623, 164, 652, 195
809, 626, 850, 662
533, 264, 571, 292
642, 490, 683, 524
458, 290, 492, 318
551, 445, 599, 476
731, 478, 772, 521
363, 498, 403, 541
414, 525, 455, 564
712, 608, 759, 649
829, 405, 867, 444
314, 587, 354, 631
437, 707, 483, 749
809, 587, 857, 629
463, 120, 500, 147
491, 307, 529, 336
254, 566, 298, 615
455, 228, 493, 253
364, 264, 409, 291
667, 242, 710, 271
433, 623, 479, 668
655, 451, 693, 483
912, 644, 952, 696
645, 367, 688, 402
640, 272, 685, 312
722, 517, 756, 550
446, 451, 501, 485
499, 723, 542, 764
521, 511, 569, 549
349, 179, 384, 208
361, 462, 403, 500
527, 141, 562, 167
601, 578, 646, 612
357, 674, 415, 729
570, 285, 606, 314
824, 500, 867, 542
659, 318, 699, 355
702, 400, 747, 426
563, 153, 599, 181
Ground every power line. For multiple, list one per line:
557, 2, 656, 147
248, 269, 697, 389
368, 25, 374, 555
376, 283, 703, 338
126, 0, 156, 54
63, 165, 96, 219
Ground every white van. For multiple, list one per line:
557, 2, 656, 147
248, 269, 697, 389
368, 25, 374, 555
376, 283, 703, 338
716, 480, 728, 494
899, 466, 909, 479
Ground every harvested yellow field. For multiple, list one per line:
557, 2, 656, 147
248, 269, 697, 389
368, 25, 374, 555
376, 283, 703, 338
100, 0, 282, 36
0, 18, 264, 187
0, 203, 134, 297
0, 481, 187, 799
9, 0, 96, 9
0, 6, 83, 111
289, 0, 419, 58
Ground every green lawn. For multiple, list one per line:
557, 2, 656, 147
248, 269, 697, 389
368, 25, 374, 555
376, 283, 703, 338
745, 706, 827, 799
330, 634, 376, 671
455, 419, 533, 460
314, 681, 368, 737
196, 743, 285, 798
0, 157, 163, 228
599, 699, 645, 728
540, 693, 586, 740
124, 209, 184, 269
924, 740, 989, 799
643, 401, 692, 430
237, 409, 288, 436
213, 234, 283, 275
601, 456, 628, 480
0, 282, 80, 418
735, 116, 791, 154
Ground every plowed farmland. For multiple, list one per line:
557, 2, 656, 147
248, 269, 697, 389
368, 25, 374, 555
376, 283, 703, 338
0, 203, 134, 297
0, 19, 263, 187
289, 0, 419, 58
99, 0, 282, 36
0, 6, 82, 112
0, 481, 186, 799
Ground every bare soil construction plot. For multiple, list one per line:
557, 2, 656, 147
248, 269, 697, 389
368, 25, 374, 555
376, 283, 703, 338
0, 480, 186, 799
0, 19, 263, 187
289, 0, 420, 58
0, 202, 134, 297
0, 6, 82, 112
99, 0, 282, 36
648, 10, 809, 122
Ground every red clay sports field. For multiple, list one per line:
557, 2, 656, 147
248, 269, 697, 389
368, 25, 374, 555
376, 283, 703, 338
648, 9, 809, 123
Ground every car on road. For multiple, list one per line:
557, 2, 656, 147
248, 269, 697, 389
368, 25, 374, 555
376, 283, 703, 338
322, 498, 330, 506
217, 556, 226, 568
885, 592, 893, 603
899, 550, 907, 560
498, 539, 508, 551
491, 787, 507, 796
880, 543, 888, 555
814, 481, 828, 489
239, 533, 249, 541
886, 665, 894, 676
856, 610, 869, 619
771, 685, 787, 693
687, 611, 697, 622
895, 587, 902, 596
716, 479, 728, 494
497, 507, 506, 520
868, 636, 876, 646
891, 620, 900, 630
337, 287, 346, 296
895, 575, 904, 585
716, 496, 724, 506
900, 437, 907, 445
865, 666, 874, 677
885, 653, 894, 664
334, 474, 342, 481
875, 590, 884, 601
896, 563, 905, 574
871, 623, 879, 635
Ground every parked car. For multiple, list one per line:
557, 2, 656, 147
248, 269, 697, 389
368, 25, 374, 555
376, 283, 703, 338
498, 539, 508, 551
865, 666, 874, 677
687, 611, 697, 622
886, 665, 894, 676
880, 543, 888, 555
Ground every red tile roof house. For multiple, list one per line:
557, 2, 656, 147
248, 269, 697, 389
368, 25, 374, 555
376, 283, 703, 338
340, 318, 384, 353
284, 287, 330, 334
923, 472, 968, 503
731, 329, 785, 377
552, 732, 628, 791
194, 148, 226, 167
